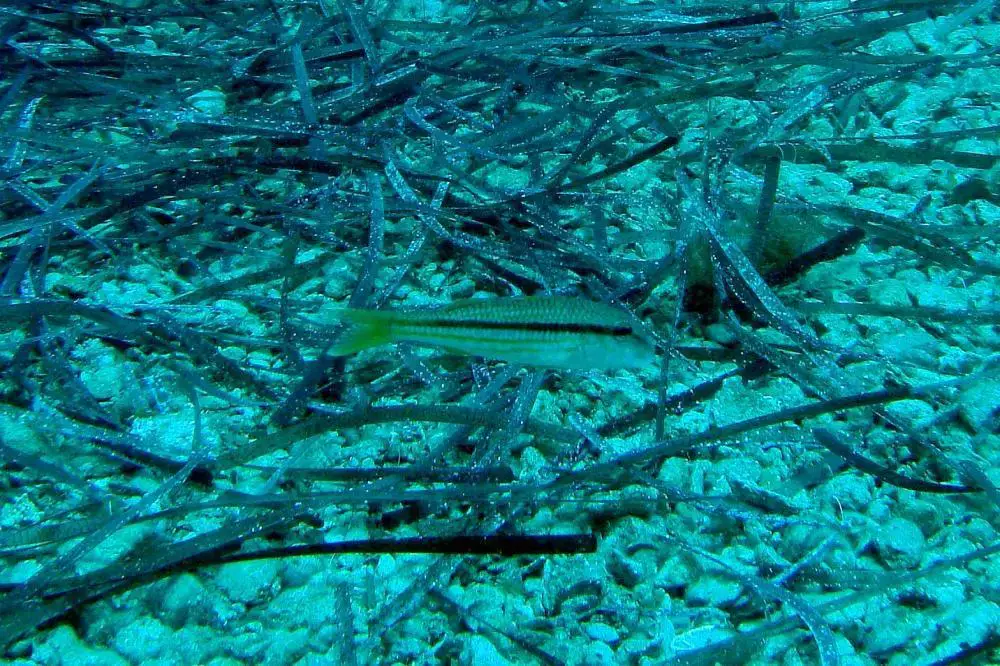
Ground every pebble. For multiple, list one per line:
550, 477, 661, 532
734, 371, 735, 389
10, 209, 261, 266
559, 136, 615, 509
112, 617, 172, 662
586, 621, 620, 644
34, 626, 128, 666
215, 560, 281, 604
685, 575, 743, 608
875, 517, 925, 568
460, 635, 512, 666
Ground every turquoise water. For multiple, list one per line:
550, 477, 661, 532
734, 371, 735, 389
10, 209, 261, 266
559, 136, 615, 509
1, 1, 999, 664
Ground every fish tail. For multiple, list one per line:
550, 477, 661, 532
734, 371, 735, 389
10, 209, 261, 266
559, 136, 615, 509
330, 308, 396, 356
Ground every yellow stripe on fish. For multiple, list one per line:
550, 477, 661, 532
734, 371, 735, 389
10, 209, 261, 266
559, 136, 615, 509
330, 295, 655, 370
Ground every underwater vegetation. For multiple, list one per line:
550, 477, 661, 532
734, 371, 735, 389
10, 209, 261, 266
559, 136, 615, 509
0, 0, 999, 663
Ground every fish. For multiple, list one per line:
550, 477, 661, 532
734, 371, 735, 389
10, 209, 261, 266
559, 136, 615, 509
330, 295, 656, 370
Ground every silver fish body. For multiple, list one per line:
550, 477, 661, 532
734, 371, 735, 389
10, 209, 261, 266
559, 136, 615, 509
332, 295, 655, 370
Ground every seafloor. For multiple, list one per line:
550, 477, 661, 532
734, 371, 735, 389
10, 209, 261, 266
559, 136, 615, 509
1, 1, 999, 664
